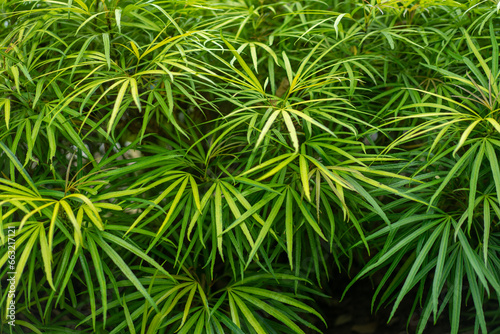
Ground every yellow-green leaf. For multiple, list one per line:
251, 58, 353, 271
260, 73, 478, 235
157, 177, 189, 234
4, 225, 39, 318
2, 99, 10, 130
486, 118, 500, 134
39, 223, 55, 290
103, 33, 111, 69
299, 155, 311, 202
282, 110, 299, 152
59, 200, 82, 251
189, 175, 201, 212
48, 202, 60, 250
215, 183, 224, 260
108, 79, 129, 134
453, 119, 481, 157
130, 41, 140, 58
129, 77, 141, 112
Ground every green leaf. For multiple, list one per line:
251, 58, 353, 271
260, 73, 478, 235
432, 220, 451, 319
103, 33, 111, 70
4, 225, 39, 318
299, 154, 311, 202
485, 141, 500, 205
467, 142, 484, 229
257, 154, 297, 181
230, 292, 267, 334
234, 286, 323, 321
245, 191, 286, 267
389, 222, 445, 320
92, 235, 159, 313
234, 291, 305, 334
282, 51, 294, 86
221, 35, 263, 93
86, 235, 108, 327
254, 109, 281, 152
130, 77, 141, 112
451, 250, 463, 334
115, 8, 122, 33
141, 31, 195, 59
430, 142, 479, 207
0, 141, 39, 196
1, 99, 10, 130
453, 119, 480, 157
108, 79, 129, 134
59, 200, 82, 251
282, 110, 299, 152
483, 199, 490, 265
486, 118, 500, 134
157, 176, 189, 235
290, 188, 327, 241
102, 232, 174, 280
463, 28, 491, 86
215, 182, 224, 260
189, 175, 201, 212
38, 223, 55, 290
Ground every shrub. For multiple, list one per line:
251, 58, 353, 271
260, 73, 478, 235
1, 0, 499, 333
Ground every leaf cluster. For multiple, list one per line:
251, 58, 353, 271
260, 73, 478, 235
1, 0, 499, 333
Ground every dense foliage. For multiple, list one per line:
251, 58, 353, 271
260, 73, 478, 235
1, 0, 500, 333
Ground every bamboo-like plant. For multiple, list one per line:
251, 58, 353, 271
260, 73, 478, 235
1, 0, 499, 333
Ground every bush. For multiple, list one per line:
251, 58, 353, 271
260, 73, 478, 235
1, 0, 499, 333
